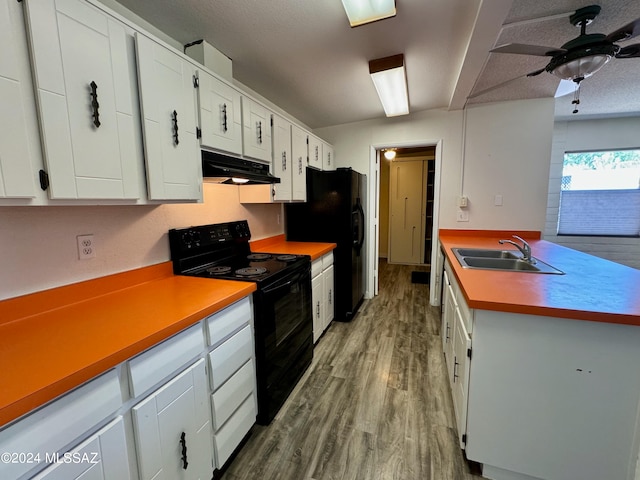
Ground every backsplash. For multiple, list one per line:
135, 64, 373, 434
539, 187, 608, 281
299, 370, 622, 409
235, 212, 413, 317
0, 184, 283, 300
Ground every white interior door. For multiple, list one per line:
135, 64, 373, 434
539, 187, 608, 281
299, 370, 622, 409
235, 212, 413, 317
388, 159, 424, 264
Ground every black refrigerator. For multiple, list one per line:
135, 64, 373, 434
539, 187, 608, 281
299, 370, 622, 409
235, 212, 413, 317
285, 167, 366, 322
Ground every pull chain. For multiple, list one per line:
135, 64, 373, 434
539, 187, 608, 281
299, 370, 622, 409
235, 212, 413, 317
571, 78, 583, 114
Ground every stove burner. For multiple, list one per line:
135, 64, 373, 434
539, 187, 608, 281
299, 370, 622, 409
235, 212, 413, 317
277, 254, 297, 262
247, 253, 273, 261
236, 267, 268, 276
207, 266, 232, 275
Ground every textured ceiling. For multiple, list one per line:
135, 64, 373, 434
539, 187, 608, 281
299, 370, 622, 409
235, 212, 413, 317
112, 0, 640, 128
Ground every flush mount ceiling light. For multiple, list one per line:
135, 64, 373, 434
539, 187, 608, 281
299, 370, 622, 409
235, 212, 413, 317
369, 54, 409, 117
383, 149, 396, 160
341, 0, 396, 27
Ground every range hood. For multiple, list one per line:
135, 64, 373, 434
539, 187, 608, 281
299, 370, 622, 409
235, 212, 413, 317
202, 151, 280, 185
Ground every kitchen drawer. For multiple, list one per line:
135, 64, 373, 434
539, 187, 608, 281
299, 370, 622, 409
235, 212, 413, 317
213, 394, 256, 467
211, 359, 255, 430
321, 252, 334, 269
206, 296, 252, 347
0, 369, 121, 480
209, 325, 253, 390
128, 323, 204, 397
311, 258, 322, 278
457, 290, 473, 334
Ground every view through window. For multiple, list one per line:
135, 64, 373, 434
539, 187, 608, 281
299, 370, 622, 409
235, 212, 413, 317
558, 149, 640, 237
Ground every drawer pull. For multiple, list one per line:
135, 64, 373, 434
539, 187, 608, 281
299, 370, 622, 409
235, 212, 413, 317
172, 110, 179, 145
179, 431, 188, 469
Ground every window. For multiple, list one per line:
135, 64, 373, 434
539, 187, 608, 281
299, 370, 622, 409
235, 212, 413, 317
558, 149, 640, 237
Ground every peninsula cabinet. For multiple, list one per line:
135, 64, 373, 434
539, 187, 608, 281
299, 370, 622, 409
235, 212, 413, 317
241, 96, 272, 163
0, 0, 38, 200
135, 33, 202, 201
441, 257, 640, 480
197, 70, 243, 156
23, 0, 146, 200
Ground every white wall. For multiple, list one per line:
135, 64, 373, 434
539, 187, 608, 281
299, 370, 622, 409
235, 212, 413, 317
316, 98, 555, 232
0, 186, 282, 300
544, 116, 640, 269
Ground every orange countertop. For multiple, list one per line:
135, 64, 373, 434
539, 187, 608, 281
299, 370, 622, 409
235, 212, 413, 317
0, 262, 256, 428
251, 234, 336, 261
439, 230, 640, 325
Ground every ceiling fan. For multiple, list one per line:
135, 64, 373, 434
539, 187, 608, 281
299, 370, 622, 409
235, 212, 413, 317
471, 5, 640, 112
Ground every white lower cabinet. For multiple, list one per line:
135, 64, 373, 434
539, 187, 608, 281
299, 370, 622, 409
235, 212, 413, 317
311, 253, 335, 343
441, 260, 472, 448
31, 417, 131, 480
132, 359, 213, 480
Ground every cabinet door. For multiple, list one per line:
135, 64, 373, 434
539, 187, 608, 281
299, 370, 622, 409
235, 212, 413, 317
135, 33, 202, 201
308, 135, 322, 170
311, 274, 324, 344
291, 125, 307, 201
441, 273, 456, 381
0, 0, 37, 199
323, 143, 335, 171
32, 417, 132, 480
241, 97, 272, 162
271, 114, 292, 201
132, 359, 212, 480
324, 265, 334, 328
24, 0, 144, 200
198, 71, 242, 155
452, 308, 471, 448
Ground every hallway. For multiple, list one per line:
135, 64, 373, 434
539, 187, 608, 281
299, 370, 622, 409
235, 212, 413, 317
224, 261, 482, 479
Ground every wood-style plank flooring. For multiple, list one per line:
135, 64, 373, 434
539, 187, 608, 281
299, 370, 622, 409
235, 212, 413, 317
223, 260, 482, 480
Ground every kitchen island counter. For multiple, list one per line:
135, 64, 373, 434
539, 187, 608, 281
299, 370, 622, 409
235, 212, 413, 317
0, 262, 256, 428
439, 229, 640, 326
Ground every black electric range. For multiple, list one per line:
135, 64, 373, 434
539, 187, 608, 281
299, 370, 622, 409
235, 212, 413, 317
169, 220, 313, 425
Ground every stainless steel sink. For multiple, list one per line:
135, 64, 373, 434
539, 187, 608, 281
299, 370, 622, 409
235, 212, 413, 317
452, 248, 564, 274
453, 248, 519, 259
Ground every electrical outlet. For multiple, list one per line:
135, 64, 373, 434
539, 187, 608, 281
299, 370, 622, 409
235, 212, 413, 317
77, 234, 95, 260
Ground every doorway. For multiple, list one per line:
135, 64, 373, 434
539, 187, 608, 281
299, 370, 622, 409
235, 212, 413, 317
381, 146, 436, 266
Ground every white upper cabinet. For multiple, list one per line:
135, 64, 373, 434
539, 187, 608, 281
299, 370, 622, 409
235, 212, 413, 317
241, 96, 272, 163
272, 114, 292, 201
323, 142, 335, 170
23, 0, 144, 200
197, 70, 242, 156
308, 135, 322, 170
0, 0, 38, 199
135, 33, 202, 201
291, 124, 307, 201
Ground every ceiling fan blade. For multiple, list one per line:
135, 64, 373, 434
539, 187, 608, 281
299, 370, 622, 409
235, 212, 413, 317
616, 43, 640, 58
468, 69, 545, 99
491, 43, 566, 57
606, 17, 640, 43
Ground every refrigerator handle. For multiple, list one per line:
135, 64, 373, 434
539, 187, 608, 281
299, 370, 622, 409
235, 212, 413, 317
353, 200, 365, 254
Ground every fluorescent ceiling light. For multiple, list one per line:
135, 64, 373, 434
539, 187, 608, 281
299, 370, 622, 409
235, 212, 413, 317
341, 0, 396, 27
369, 54, 409, 117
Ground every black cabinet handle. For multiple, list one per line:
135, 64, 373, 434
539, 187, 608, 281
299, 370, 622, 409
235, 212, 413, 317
90, 81, 100, 128
222, 103, 228, 133
179, 431, 188, 470
298, 157, 303, 175
257, 121, 262, 144
453, 357, 459, 383
172, 110, 179, 145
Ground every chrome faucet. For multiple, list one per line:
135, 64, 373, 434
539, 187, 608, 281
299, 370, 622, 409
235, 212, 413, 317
499, 235, 535, 263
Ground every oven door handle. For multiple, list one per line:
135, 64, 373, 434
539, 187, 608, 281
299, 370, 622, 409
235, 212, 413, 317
262, 278, 294, 295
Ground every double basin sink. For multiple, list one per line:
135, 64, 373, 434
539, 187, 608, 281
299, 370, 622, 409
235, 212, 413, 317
452, 248, 564, 274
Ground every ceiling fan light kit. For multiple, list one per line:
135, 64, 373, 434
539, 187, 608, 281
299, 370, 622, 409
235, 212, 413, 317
369, 54, 410, 117
341, 0, 396, 27
482, 4, 640, 113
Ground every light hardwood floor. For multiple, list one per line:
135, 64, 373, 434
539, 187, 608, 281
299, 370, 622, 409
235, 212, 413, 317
223, 261, 483, 480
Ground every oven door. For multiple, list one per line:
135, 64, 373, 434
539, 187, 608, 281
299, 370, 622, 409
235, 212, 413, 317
254, 263, 312, 423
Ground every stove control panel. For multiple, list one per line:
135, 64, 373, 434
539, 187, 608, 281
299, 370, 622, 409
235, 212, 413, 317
169, 220, 251, 253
